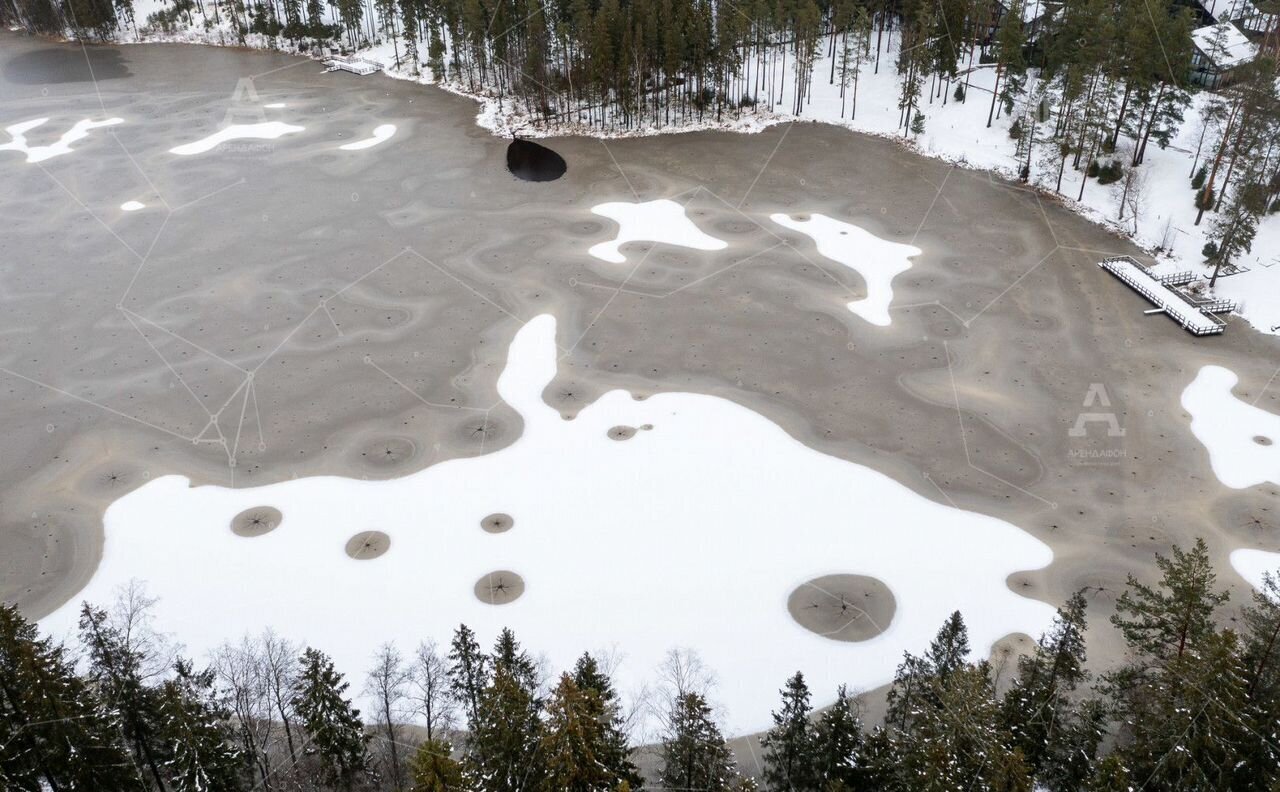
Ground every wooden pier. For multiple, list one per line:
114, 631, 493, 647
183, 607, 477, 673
324, 55, 384, 76
1098, 256, 1235, 336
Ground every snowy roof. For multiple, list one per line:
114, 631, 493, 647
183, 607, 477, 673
1192, 22, 1258, 69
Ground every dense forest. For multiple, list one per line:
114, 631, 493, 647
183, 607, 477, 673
5, 538, 1280, 790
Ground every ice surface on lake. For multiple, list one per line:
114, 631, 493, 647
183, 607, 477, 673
120, 200, 145, 211
0, 117, 123, 163
589, 199, 728, 264
1231, 549, 1280, 593
43, 315, 1053, 733
771, 213, 922, 326
339, 124, 396, 150
1181, 365, 1280, 489
169, 121, 304, 156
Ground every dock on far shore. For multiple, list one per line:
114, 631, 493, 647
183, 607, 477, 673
1097, 255, 1236, 336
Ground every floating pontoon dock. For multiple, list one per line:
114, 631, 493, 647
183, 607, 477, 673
324, 55, 384, 76
1097, 256, 1234, 336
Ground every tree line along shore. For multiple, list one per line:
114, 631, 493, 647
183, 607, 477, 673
4, 538, 1280, 790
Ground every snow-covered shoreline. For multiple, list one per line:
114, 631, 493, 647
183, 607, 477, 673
27, 15, 1280, 337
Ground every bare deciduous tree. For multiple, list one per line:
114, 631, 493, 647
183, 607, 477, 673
366, 642, 411, 789
409, 640, 456, 742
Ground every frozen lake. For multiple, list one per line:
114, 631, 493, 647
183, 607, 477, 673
3, 33, 1280, 731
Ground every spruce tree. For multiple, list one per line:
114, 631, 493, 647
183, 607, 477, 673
78, 602, 171, 791
447, 624, 488, 731
539, 674, 621, 792
571, 652, 641, 788
0, 603, 138, 791
465, 662, 544, 792
925, 610, 970, 684
292, 647, 369, 790
156, 659, 246, 792
812, 684, 867, 791
1001, 591, 1093, 780
1239, 572, 1280, 780
408, 738, 463, 792
761, 671, 818, 791
659, 692, 741, 792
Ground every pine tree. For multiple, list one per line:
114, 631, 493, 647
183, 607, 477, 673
761, 671, 818, 791
292, 647, 369, 789
1110, 538, 1228, 666
0, 603, 138, 791
812, 684, 867, 790
1107, 540, 1252, 789
659, 692, 741, 792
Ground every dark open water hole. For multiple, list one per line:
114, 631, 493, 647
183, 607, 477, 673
506, 138, 566, 182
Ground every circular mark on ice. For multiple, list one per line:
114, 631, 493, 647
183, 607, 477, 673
607, 425, 637, 441
475, 570, 524, 604
506, 139, 566, 182
1255, 435, 1273, 446
120, 200, 144, 211
358, 436, 417, 468
231, 506, 283, 538
787, 574, 896, 642
345, 530, 390, 560
481, 513, 514, 534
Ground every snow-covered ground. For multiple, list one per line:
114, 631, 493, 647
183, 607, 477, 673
771, 212, 922, 326
338, 122, 396, 150
0, 116, 123, 162
588, 199, 729, 264
1181, 365, 1280, 489
41, 315, 1055, 734
1232, 548, 1280, 592
168, 120, 304, 155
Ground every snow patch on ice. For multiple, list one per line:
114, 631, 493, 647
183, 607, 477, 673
264, 102, 287, 108
120, 200, 145, 211
0, 117, 123, 163
588, 199, 728, 264
169, 121, 304, 156
771, 213, 923, 326
1181, 365, 1280, 489
41, 314, 1053, 733
1231, 548, 1280, 592
338, 123, 396, 150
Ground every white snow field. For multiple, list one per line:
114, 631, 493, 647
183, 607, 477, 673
1231, 548, 1280, 593
0, 117, 123, 163
1181, 365, 1280, 489
771, 213, 923, 326
41, 315, 1054, 733
588, 199, 729, 264
168, 121, 304, 156
338, 123, 397, 150
120, 200, 145, 211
